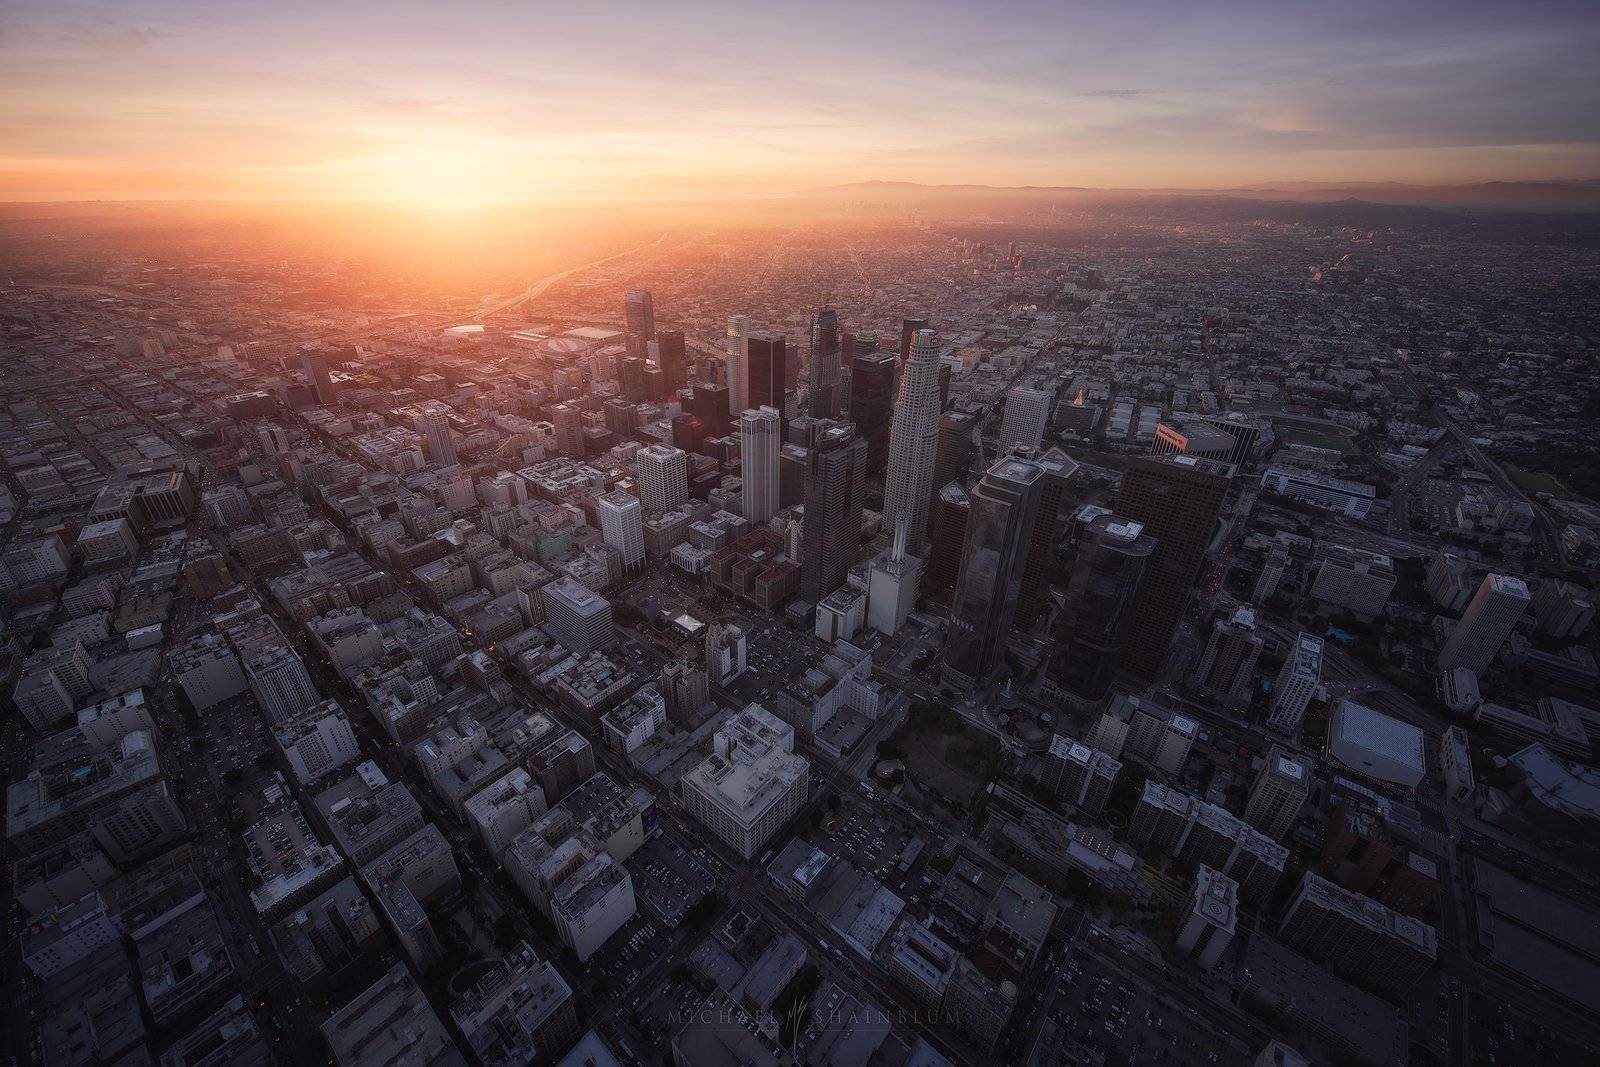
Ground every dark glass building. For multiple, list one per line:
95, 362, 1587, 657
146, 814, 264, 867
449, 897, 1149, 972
1048, 513, 1155, 701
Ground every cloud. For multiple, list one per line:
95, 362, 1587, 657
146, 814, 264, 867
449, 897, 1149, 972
1077, 89, 1158, 99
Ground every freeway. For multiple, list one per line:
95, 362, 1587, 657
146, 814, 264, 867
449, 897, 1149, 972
478, 232, 668, 319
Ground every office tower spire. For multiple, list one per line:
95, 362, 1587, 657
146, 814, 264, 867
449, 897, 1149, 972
883, 327, 943, 552
739, 407, 781, 524
808, 309, 841, 419
942, 455, 1046, 690
800, 421, 867, 604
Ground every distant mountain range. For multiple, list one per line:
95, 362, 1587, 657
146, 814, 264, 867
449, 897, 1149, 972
800, 179, 1600, 213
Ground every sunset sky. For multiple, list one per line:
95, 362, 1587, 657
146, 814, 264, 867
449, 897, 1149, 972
3, 0, 1598, 203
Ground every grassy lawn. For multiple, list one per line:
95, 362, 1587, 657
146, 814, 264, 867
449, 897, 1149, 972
1506, 465, 1569, 497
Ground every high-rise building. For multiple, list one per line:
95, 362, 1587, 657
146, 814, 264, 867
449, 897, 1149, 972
1252, 547, 1288, 604
300, 347, 337, 406
691, 383, 731, 439
542, 579, 615, 653
1015, 446, 1079, 627
923, 482, 970, 599
882, 328, 944, 552
597, 490, 644, 572
1041, 734, 1121, 816
746, 332, 787, 414
808, 309, 841, 419
1048, 514, 1154, 702
739, 406, 782, 524
898, 317, 930, 363
724, 315, 752, 414
998, 385, 1053, 452
942, 456, 1045, 690
1244, 745, 1310, 840
552, 403, 584, 457
619, 357, 646, 402
1277, 872, 1437, 1000
654, 329, 687, 394
800, 422, 867, 604
848, 350, 898, 475
1113, 455, 1230, 678
1530, 577, 1595, 640
624, 289, 655, 359
679, 705, 809, 859
867, 516, 924, 636
1176, 865, 1238, 971
1192, 606, 1263, 700
1437, 573, 1531, 675
1311, 544, 1397, 617
635, 444, 689, 513
1266, 633, 1323, 734
933, 410, 978, 491
420, 411, 456, 467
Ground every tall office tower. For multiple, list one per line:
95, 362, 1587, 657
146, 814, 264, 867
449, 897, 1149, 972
998, 385, 1053, 452
800, 421, 867, 604
923, 483, 970, 598
1048, 514, 1154, 702
1192, 606, 1263, 700
882, 328, 944, 552
552, 403, 585, 457
1015, 447, 1080, 627
1176, 866, 1238, 971
654, 330, 687, 394
691, 384, 731, 439
1245, 745, 1310, 840
1042, 734, 1121, 816
867, 516, 924, 636
619, 357, 647, 402
746, 332, 787, 414
1531, 577, 1595, 639
933, 410, 978, 491
636, 444, 689, 512
942, 456, 1045, 690
300, 346, 337, 406
848, 350, 898, 475
1437, 573, 1531, 674
420, 412, 457, 467
624, 289, 655, 359
898, 317, 930, 363
1266, 633, 1323, 734
724, 315, 751, 413
1252, 547, 1288, 604
838, 331, 874, 413
808, 309, 841, 419
1277, 872, 1438, 1001
739, 407, 782, 524
1113, 455, 1231, 678
597, 490, 644, 572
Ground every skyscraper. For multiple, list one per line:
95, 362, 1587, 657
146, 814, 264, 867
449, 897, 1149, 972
1266, 633, 1323, 735
421, 411, 456, 467
1048, 514, 1154, 702
882, 328, 944, 552
624, 289, 655, 359
799, 421, 867, 604
933, 410, 978, 491
552, 403, 584, 457
725, 315, 751, 414
691, 384, 730, 439
654, 330, 687, 395
1015, 446, 1079, 627
999, 385, 1053, 452
1244, 745, 1310, 841
739, 407, 782, 524
1192, 605, 1263, 700
867, 517, 923, 636
619, 357, 646, 402
848, 350, 898, 475
300, 346, 337, 406
636, 444, 689, 513
923, 483, 970, 599
1113, 455, 1231, 678
1437, 573, 1531, 674
942, 456, 1045, 690
808, 309, 841, 419
898, 317, 930, 363
746, 332, 787, 414
597, 490, 644, 572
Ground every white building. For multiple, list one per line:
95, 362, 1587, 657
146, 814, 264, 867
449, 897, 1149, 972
274, 700, 360, 786
680, 704, 810, 859
705, 622, 747, 686
1440, 726, 1474, 803
636, 444, 689, 513
739, 406, 781, 524
76, 518, 140, 564
998, 385, 1052, 453
866, 518, 923, 636
543, 578, 614, 654
1089, 694, 1197, 777
597, 490, 644, 572
1266, 633, 1323, 734
242, 644, 320, 726
1176, 866, 1237, 970
1328, 699, 1425, 789
1437, 573, 1530, 675
814, 587, 866, 643
1260, 467, 1375, 519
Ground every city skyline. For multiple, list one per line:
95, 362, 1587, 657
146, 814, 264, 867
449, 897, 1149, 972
4, 0, 1600, 204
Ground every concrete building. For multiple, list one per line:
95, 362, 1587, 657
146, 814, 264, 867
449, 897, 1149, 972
1441, 726, 1474, 803
1267, 633, 1323, 734
1088, 693, 1197, 778
1041, 734, 1120, 816
1426, 552, 1474, 613
1437, 573, 1531, 675
465, 768, 548, 857
1245, 746, 1311, 840
1252, 547, 1289, 604
1192, 605, 1263, 700
1436, 666, 1481, 714
865, 517, 922, 636
1531, 577, 1594, 640
1278, 871, 1436, 1000
1176, 865, 1238, 970
1328, 700, 1426, 789
1310, 545, 1397, 617
738, 406, 781, 524
323, 963, 464, 1067
451, 941, 580, 1066
636, 444, 689, 513
680, 704, 809, 859
543, 577, 615, 653
273, 700, 360, 786
799, 421, 867, 604
1259, 467, 1375, 518
597, 490, 644, 572
998, 385, 1052, 453
882, 327, 943, 550
422, 411, 457, 467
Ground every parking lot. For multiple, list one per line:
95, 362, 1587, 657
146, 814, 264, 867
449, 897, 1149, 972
202, 693, 274, 782
1470, 989, 1598, 1066
1033, 949, 1243, 1067
628, 834, 718, 925
587, 912, 668, 992
814, 799, 926, 892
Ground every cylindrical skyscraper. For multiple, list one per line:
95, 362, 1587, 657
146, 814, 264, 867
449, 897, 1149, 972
883, 328, 943, 552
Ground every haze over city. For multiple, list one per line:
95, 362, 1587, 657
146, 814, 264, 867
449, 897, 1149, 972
4, 4, 1600, 1067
